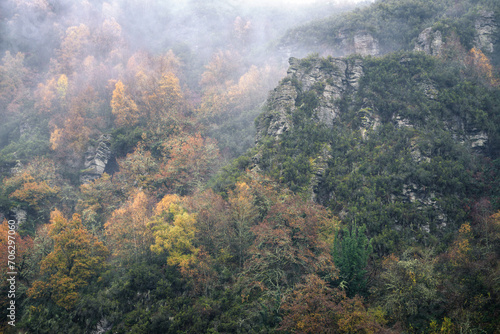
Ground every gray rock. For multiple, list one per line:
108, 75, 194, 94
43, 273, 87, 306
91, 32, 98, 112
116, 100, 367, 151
474, 10, 497, 53
309, 144, 332, 202
80, 134, 112, 184
12, 207, 27, 227
337, 29, 380, 57
468, 130, 488, 148
256, 56, 363, 143
414, 28, 443, 56
90, 318, 112, 334
353, 32, 380, 56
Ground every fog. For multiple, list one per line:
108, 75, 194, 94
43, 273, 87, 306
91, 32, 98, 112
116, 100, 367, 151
0, 0, 373, 161
0, 0, 370, 70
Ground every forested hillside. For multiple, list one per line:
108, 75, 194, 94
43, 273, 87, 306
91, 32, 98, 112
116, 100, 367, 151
0, 0, 499, 333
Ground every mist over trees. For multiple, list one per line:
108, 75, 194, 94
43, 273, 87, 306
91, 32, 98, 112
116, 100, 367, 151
0, 0, 499, 333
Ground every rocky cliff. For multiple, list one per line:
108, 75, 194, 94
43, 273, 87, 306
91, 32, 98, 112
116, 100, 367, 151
279, 1, 499, 67
474, 10, 497, 53
414, 10, 498, 56
256, 56, 363, 142
80, 134, 113, 184
251, 52, 498, 241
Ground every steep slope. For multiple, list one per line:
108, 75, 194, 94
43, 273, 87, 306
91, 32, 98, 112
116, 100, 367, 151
278, 0, 500, 65
241, 51, 500, 254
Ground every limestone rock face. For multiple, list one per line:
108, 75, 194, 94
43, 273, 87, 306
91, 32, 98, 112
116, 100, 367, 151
256, 56, 363, 142
416, 11, 497, 56
80, 134, 112, 184
474, 10, 497, 53
414, 27, 443, 56
255, 81, 297, 142
353, 32, 380, 56
468, 129, 488, 149
12, 207, 27, 227
309, 144, 332, 202
338, 29, 380, 57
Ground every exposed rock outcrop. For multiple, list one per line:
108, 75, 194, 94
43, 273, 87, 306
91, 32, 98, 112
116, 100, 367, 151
416, 11, 497, 56
474, 10, 497, 53
80, 134, 112, 184
353, 32, 380, 56
468, 129, 488, 149
358, 107, 380, 139
309, 144, 332, 202
339, 29, 380, 56
414, 27, 443, 56
91, 319, 113, 334
256, 56, 363, 142
12, 207, 27, 227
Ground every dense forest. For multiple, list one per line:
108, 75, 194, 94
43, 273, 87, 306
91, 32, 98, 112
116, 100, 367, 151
0, 0, 499, 333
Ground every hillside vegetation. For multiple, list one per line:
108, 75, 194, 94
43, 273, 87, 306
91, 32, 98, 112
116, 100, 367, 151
0, 0, 499, 333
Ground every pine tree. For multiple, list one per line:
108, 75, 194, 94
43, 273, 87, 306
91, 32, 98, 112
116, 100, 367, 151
333, 224, 372, 297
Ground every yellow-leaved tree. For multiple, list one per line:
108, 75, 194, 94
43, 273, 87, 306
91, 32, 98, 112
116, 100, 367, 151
150, 195, 199, 271
111, 80, 140, 127
28, 209, 109, 310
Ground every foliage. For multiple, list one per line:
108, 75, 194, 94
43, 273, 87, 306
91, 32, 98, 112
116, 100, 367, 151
370, 249, 440, 331
105, 191, 154, 263
161, 133, 220, 195
0, 0, 499, 332
150, 195, 199, 270
333, 224, 373, 297
111, 80, 140, 127
28, 209, 109, 310
279, 274, 390, 334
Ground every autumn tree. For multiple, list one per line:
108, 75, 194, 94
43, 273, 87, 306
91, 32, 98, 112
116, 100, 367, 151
128, 50, 186, 127
94, 18, 123, 58
104, 191, 154, 263
56, 24, 91, 75
3, 158, 60, 216
115, 142, 160, 193
76, 173, 126, 231
200, 50, 240, 88
111, 80, 140, 127
242, 197, 337, 308
35, 77, 57, 114
435, 216, 500, 332
227, 65, 279, 113
161, 133, 220, 195
149, 194, 199, 271
0, 51, 30, 116
28, 209, 109, 310
228, 182, 259, 268
279, 274, 389, 334
467, 47, 498, 86
49, 86, 103, 155
184, 189, 231, 261
371, 248, 439, 330
138, 71, 185, 124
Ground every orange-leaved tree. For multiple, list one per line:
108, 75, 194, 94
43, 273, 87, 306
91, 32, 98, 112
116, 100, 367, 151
104, 191, 154, 263
279, 274, 390, 334
467, 48, 498, 86
161, 133, 220, 195
28, 209, 108, 310
3, 157, 60, 214
242, 196, 337, 310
